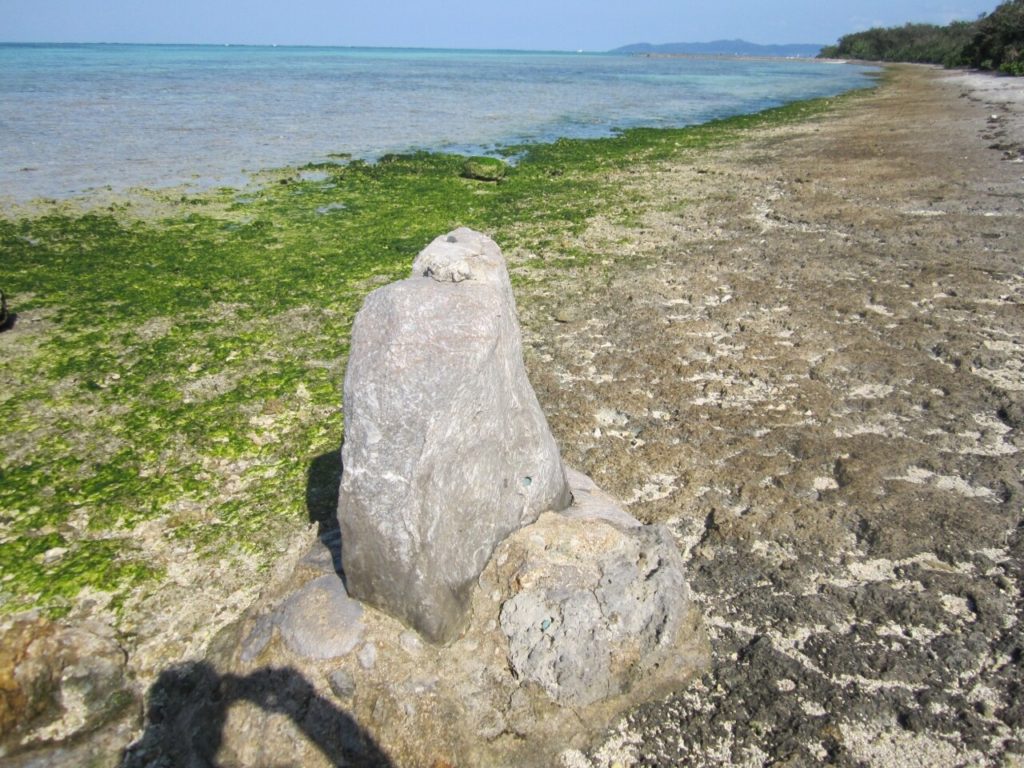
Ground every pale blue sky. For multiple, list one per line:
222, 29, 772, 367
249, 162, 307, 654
0, 0, 1001, 50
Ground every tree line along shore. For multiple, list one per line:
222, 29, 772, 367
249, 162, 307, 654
820, 0, 1024, 74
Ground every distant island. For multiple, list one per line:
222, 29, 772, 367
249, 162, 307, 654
611, 40, 824, 58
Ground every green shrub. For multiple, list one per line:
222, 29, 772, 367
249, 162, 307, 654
964, 0, 1024, 72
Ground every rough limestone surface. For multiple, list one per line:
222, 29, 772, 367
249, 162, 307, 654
275, 575, 366, 660
337, 227, 572, 644
498, 512, 690, 708
149, 467, 706, 768
0, 616, 139, 768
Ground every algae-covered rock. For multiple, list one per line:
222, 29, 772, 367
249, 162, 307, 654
461, 156, 507, 181
0, 616, 137, 766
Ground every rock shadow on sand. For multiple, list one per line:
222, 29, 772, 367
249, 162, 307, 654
306, 449, 346, 583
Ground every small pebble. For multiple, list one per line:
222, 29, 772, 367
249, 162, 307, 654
328, 668, 356, 699
358, 642, 377, 670
399, 630, 423, 654
42, 546, 68, 564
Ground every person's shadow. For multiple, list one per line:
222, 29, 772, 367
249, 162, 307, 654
121, 450, 390, 766
121, 662, 392, 767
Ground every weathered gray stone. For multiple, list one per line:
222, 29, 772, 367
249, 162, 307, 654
337, 228, 572, 644
561, 466, 642, 529
327, 668, 356, 699
357, 642, 377, 670
239, 614, 274, 662
275, 575, 365, 659
497, 510, 693, 708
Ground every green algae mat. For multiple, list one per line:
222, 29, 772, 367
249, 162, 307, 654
0, 96, 856, 619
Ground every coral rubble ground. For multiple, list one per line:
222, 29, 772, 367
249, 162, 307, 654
531, 65, 1024, 766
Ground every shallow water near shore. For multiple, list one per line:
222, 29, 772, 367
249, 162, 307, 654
0, 43, 875, 202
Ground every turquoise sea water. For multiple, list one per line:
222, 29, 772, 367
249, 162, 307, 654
0, 44, 876, 202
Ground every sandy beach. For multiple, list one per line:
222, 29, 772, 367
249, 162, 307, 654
2, 63, 1022, 766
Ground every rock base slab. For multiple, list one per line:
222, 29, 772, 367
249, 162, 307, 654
178, 469, 707, 768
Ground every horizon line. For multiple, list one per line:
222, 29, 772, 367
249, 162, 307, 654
0, 39, 828, 54
1, 40, 601, 54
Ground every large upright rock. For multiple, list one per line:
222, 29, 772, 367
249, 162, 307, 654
337, 228, 572, 644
